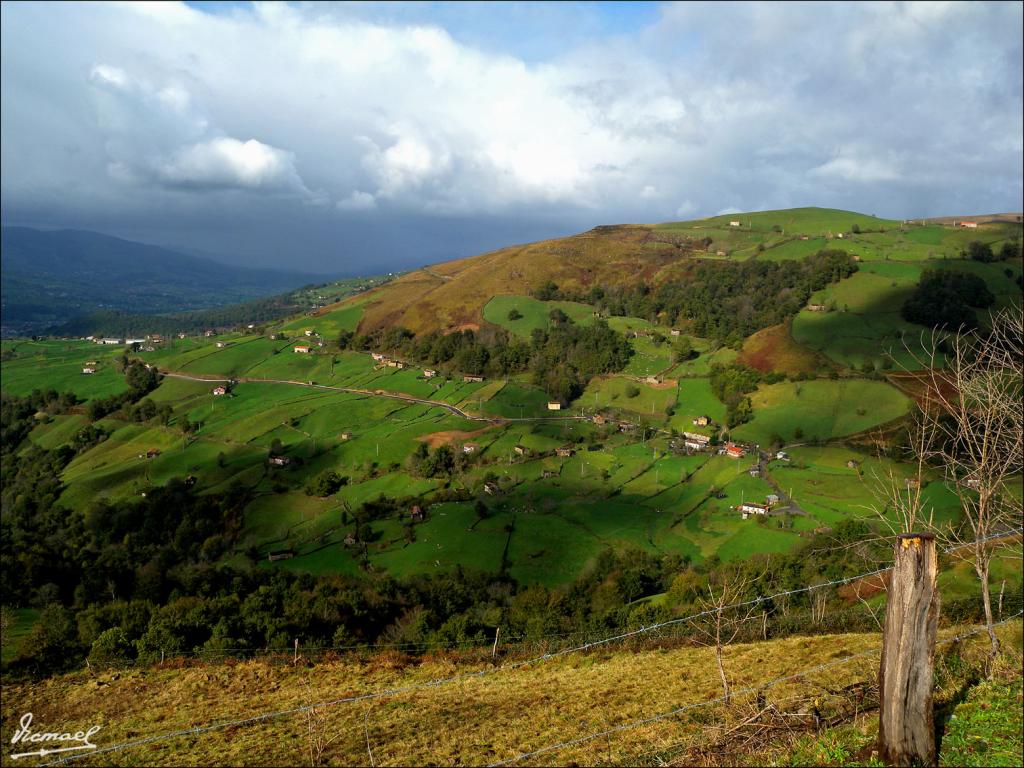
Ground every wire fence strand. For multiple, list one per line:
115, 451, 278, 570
488, 610, 1024, 766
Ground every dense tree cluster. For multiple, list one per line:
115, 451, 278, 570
534, 250, 859, 344
84, 357, 163, 421
965, 239, 1020, 263
340, 317, 631, 401
306, 470, 348, 497
408, 443, 467, 478
709, 364, 783, 428
901, 270, 996, 330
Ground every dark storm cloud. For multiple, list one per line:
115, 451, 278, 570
1, 1, 1021, 272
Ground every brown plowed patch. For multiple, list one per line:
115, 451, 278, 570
647, 378, 678, 390
417, 425, 496, 449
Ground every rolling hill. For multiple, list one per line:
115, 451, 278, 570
341, 207, 1021, 336
2, 206, 1021, 729
0, 227, 326, 335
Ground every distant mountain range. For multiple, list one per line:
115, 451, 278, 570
0, 226, 327, 336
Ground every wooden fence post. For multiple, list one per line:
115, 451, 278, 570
878, 532, 939, 767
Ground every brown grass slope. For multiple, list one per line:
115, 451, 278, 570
351, 225, 698, 335
738, 319, 835, 376
2, 624, 1019, 766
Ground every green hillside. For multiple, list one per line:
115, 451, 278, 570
4, 206, 1021, 589
3, 207, 1021, 709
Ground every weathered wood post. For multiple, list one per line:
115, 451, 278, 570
878, 533, 939, 767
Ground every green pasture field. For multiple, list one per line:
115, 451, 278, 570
791, 262, 923, 369
276, 298, 366, 338
623, 336, 673, 376
938, 542, 1023, 601
767, 446, 963, 530
759, 237, 831, 261
621, 453, 709, 500
668, 377, 726, 433
480, 382, 553, 418
243, 349, 340, 383
482, 295, 596, 337
792, 257, 1022, 369
658, 207, 902, 238
730, 378, 910, 446
572, 375, 677, 420
605, 316, 656, 335
27, 413, 89, 449
137, 334, 243, 371
1, 339, 128, 400
177, 336, 294, 377
146, 376, 215, 403
669, 345, 738, 377
372, 502, 510, 577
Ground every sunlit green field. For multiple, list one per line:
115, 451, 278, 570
483, 295, 597, 338
12, 224, 1016, 588
1, 339, 128, 400
731, 378, 911, 446
572, 375, 677, 420
792, 257, 1022, 370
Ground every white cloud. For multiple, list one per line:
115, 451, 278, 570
156, 137, 304, 191
336, 190, 376, 211
810, 153, 901, 183
675, 199, 696, 217
89, 64, 130, 90
1, 0, 1021, 250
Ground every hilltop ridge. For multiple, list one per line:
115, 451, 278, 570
338, 207, 1020, 336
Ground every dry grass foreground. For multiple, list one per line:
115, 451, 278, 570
2, 625, 1017, 767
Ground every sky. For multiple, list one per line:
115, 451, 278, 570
1, 1, 1022, 274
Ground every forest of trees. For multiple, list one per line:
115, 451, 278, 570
535, 249, 859, 344
339, 315, 632, 402
901, 269, 996, 329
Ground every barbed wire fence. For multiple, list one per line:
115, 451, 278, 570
36, 556, 1022, 768
488, 611, 1024, 767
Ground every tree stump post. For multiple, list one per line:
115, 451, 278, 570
878, 533, 939, 767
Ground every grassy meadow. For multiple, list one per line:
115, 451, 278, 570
5, 206, 1021, 589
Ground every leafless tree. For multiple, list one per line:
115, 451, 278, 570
870, 401, 940, 537
903, 304, 1024, 665
692, 576, 761, 703
301, 678, 341, 767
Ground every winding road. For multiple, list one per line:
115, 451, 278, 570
156, 369, 591, 425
